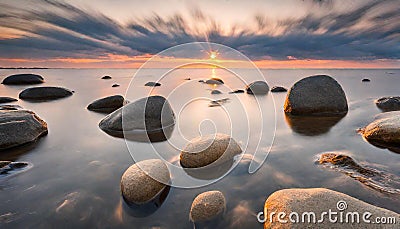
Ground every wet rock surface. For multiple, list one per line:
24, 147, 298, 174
0, 110, 48, 150
375, 96, 400, 112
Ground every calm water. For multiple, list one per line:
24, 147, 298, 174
0, 68, 399, 228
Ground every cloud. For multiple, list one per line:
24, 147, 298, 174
0, 0, 398, 63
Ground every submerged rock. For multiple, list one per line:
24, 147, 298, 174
0, 161, 30, 175
246, 81, 269, 95
180, 133, 242, 168
145, 82, 161, 87
2, 74, 44, 85
375, 96, 400, 112
99, 95, 175, 141
101, 75, 112, 79
190, 191, 226, 222
211, 90, 222, 94
208, 98, 230, 107
120, 159, 170, 204
264, 188, 400, 228
317, 152, 400, 194
270, 86, 287, 93
284, 75, 348, 116
0, 110, 48, 150
0, 97, 18, 104
229, 89, 244, 94
318, 152, 377, 176
112, 84, 120, 88
87, 95, 126, 113
205, 78, 224, 85
19, 87, 73, 101
360, 111, 400, 149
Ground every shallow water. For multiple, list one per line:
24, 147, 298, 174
0, 68, 399, 228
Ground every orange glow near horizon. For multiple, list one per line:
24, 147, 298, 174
0, 54, 398, 69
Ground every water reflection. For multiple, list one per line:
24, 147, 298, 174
181, 160, 235, 180
122, 186, 171, 218
285, 114, 345, 136
104, 124, 175, 143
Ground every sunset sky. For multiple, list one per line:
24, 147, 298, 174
0, 0, 399, 68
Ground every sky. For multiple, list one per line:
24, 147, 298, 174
0, 0, 399, 68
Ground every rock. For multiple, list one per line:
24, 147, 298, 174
211, 90, 222, 94
19, 87, 73, 101
87, 95, 126, 113
0, 161, 30, 175
198, 80, 205, 83
0, 110, 48, 150
0, 105, 22, 111
229, 89, 244, 94
2, 73, 44, 85
271, 86, 287, 93
0, 161, 11, 168
317, 152, 400, 194
99, 95, 175, 141
101, 75, 112, 79
284, 75, 348, 116
205, 78, 224, 85
190, 191, 226, 222
362, 78, 371, 82
264, 188, 400, 228
361, 111, 400, 147
209, 98, 230, 107
145, 82, 161, 87
375, 96, 400, 112
246, 81, 269, 95
112, 84, 120, 88
184, 78, 191, 80
120, 159, 170, 204
180, 133, 242, 168
0, 97, 18, 104
318, 152, 377, 176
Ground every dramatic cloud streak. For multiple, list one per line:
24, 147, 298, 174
0, 0, 398, 67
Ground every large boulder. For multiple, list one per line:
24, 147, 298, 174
19, 87, 73, 101
284, 75, 348, 116
0, 97, 18, 104
361, 111, 400, 147
246, 81, 269, 95
0, 110, 48, 150
375, 96, 400, 112
99, 95, 175, 141
180, 133, 242, 168
264, 188, 399, 228
2, 73, 44, 85
120, 159, 170, 204
190, 190, 226, 222
87, 95, 126, 113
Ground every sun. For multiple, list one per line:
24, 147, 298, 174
209, 51, 218, 60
